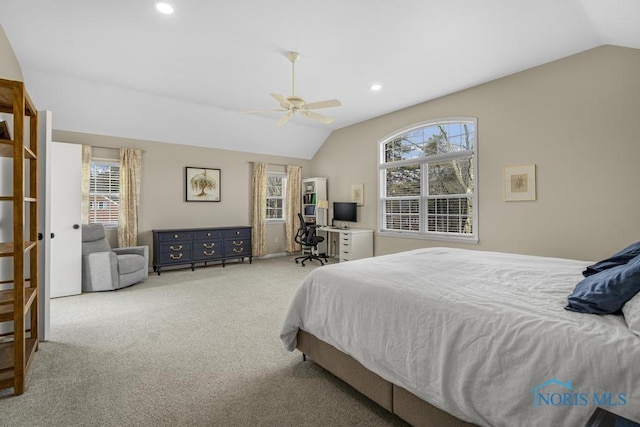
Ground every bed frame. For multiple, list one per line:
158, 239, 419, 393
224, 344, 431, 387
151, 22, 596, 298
296, 330, 477, 427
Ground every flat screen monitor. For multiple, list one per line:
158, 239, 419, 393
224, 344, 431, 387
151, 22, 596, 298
333, 202, 357, 223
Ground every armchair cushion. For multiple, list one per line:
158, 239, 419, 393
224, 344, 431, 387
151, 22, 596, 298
81, 224, 149, 292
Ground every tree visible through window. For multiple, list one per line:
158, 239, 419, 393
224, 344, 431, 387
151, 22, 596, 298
89, 160, 120, 227
266, 173, 286, 220
379, 119, 477, 241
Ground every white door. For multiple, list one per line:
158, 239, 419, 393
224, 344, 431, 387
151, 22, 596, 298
49, 142, 82, 298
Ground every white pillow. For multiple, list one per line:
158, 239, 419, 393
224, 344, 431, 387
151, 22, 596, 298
622, 291, 640, 337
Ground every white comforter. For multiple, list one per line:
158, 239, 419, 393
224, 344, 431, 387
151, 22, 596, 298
280, 248, 640, 427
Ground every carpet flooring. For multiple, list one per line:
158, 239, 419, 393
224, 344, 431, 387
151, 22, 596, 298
0, 256, 408, 426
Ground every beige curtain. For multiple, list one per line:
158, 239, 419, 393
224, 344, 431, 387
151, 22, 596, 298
81, 144, 92, 224
285, 165, 302, 253
118, 148, 142, 247
251, 162, 267, 257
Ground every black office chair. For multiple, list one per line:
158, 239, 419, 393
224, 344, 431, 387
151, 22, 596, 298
294, 213, 328, 266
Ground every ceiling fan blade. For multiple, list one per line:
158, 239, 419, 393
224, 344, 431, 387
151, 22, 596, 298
276, 111, 295, 126
299, 110, 334, 124
270, 93, 293, 109
303, 99, 342, 110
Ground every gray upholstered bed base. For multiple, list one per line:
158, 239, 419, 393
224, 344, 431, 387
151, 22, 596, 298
296, 330, 477, 427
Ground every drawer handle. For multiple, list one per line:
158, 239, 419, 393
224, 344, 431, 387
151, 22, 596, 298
232, 248, 244, 253
203, 250, 215, 256
170, 253, 183, 260
203, 243, 215, 248
174, 234, 179, 239
236, 231, 240, 235
207, 232, 211, 237
233, 240, 243, 246
170, 245, 183, 251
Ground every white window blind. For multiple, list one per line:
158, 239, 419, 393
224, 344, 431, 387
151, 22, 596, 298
89, 160, 120, 227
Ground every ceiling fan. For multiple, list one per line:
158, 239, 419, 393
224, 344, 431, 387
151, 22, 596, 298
247, 51, 342, 126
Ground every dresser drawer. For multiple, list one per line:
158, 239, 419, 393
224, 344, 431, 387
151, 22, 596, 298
224, 238, 251, 257
223, 228, 251, 238
157, 231, 193, 242
159, 242, 189, 253
158, 248, 192, 264
194, 229, 224, 240
193, 239, 224, 260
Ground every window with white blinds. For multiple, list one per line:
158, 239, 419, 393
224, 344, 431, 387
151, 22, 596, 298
89, 160, 120, 227
378, 118, 478, 242
266, 173, 286, 221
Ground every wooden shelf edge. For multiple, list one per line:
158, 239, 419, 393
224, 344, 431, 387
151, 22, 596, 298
0, 337, 37, 392
0, 140, 12, 159
0, 242, 13, 257
24, 146, 36, 160
0, 242, 36, 257
25, 287, 38, 313
0, 287, 37, 322
0, 340, 14, 370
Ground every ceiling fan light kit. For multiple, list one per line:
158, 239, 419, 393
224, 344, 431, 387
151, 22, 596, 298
248, 51, 342, 126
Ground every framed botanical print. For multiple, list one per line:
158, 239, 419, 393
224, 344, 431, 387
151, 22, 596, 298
351, 183, 364, 206
185, 167, 221, 202
504, 164, 536, 201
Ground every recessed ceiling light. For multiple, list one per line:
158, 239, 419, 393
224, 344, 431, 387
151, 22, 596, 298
155, 2, 174, 14
370, 84, 382, 91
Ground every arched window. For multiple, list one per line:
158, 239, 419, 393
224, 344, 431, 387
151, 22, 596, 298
378, 118, 477, 242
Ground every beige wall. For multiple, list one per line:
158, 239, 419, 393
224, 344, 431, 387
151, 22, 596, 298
53, 131, 311, 256
0, 25, 23, 82
5, 31, 638, 262
311, 45, 640, 261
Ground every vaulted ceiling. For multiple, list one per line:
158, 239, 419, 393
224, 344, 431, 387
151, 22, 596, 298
2, 0, 639, 159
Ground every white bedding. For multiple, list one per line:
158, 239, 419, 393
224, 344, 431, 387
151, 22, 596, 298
280, 248, 640, 427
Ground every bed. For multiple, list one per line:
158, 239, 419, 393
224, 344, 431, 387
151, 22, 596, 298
280, 247, 640, 427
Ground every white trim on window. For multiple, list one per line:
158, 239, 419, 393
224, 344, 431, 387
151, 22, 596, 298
266, 172, 287, 222
377, 117, 478, 243
89, 159, 120, 228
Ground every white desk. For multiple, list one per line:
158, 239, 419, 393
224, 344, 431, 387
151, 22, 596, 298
317, 227, 373, 262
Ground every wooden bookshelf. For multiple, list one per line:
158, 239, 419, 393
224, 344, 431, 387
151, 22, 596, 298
0, 77, 39, 395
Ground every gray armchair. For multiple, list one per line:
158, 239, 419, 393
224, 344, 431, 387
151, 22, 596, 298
81, 224, 149, 292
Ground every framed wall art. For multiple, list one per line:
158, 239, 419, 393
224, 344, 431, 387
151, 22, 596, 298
185, 167, 221, 202
504, 164, 536, 201
351, 183, 364, 206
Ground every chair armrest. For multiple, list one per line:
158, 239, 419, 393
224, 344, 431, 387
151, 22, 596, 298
113, 246, 148, 257
83, 251, 118, 292
113, 246, 149, 279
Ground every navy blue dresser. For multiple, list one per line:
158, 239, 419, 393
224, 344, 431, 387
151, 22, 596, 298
152, 226, 252, 275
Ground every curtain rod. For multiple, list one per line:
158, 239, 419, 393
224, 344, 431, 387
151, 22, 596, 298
248, 161, 302, 167
89, 144, 147, 153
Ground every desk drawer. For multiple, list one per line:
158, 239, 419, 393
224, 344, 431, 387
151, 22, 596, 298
340, 235, 353, 249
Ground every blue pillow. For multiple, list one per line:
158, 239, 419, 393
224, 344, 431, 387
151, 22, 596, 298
583, 241, 640, 277
566, 254, 640, 314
